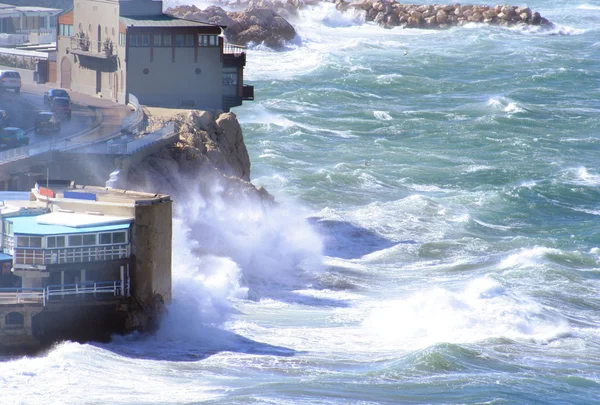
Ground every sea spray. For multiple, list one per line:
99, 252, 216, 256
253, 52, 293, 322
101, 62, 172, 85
160, 175, 324, 336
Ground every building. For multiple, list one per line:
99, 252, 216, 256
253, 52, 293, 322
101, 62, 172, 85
55, 0, 254, 110
0, 180, 171, 352
0, 2, 61, 46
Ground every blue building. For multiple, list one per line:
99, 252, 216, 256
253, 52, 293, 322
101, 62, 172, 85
0, 181, 172, 352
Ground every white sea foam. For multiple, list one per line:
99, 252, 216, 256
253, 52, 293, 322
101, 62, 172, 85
156, 177, 325, 334
499, 246, 561, 270
373, 111, 393, 121
361, 276, 570, 350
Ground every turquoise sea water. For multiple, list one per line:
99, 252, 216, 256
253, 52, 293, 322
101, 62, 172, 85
3, 1, 600, 404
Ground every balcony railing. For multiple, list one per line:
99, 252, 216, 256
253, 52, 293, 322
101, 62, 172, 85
0, 279, 129, 307
223, 43, 246, 55
12, 244, 130, 267
69, 36, 115, 59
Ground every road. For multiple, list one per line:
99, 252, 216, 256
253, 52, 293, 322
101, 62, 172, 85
0, 82, 133, 150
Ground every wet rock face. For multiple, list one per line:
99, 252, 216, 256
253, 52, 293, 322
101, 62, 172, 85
127, 111, 273, 206
166, 4, 297, 49
334, 1, 553, 29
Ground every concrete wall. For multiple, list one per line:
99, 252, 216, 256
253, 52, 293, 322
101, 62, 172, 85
127, 46, 223, 109
131, 198, 172, 304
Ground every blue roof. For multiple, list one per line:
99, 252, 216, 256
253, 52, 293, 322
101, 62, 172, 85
7, 215, 130, 236
0, 252, 12, 262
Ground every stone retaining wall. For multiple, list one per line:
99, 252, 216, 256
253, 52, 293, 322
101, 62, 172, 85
335, 1, 553, 29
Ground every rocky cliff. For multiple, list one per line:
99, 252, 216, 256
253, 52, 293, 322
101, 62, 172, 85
126, 110, 272, 205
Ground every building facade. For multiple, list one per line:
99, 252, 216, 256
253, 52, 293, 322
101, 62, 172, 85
55, 0, 253, 110
0, 3, 61, 45
0, 181, 172, 352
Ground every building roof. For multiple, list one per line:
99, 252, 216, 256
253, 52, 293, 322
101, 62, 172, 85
0, 252, 12, 262
33, 182, 171, 206
7, 214, 132, 236
120, 14, 220, 29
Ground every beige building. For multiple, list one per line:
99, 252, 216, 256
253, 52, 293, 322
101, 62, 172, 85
56, 0, 253, 110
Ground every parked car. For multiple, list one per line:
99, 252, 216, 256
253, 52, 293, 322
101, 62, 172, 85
34, 112, 61, 133
50, 97, 72, 120
0, 110, 10, 129
44, 88, 71, 106
0, 127, 29, 150
0, 70, 22, 93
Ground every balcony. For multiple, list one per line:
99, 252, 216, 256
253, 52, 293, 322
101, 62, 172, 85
0, 279, 129, 307
69, 36, 115, 59
12, 244, 130, 268
223, 43, 246, 67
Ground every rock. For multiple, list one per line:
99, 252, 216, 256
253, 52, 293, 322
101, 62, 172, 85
127, 110, 269, 204
167, 4, 296, 49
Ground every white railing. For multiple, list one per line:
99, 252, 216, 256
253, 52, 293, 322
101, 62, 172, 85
0, 279, 129, 307
121, 93, 145, 134
12, 244, 130, 266
223, 43, 246, 55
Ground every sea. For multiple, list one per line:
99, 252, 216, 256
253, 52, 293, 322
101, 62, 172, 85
2, 1, 600, 404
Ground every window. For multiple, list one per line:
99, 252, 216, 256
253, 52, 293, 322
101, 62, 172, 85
3, 220, 12, 236
199, 35, 218, 47
47, 236, 65, 248
119, 32, 126, 46
83, 234, 96, 245
100, 233, 111, 244
141, 34, 150, 47
99, 231, 127, 244
16, 236, 42, 248
185, 34, 194, 47
59, 24, 73, 37
175, 34, 184, 47
68, 235, 82, 246
130, 35, 138, 47
113, 232, 126, 244
223, 68, 238, 86
153, 34, 162, 47
163, 34, 171, 47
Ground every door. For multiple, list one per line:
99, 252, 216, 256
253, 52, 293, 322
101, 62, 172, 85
96, 70, 101, 94
60, 57, 71, 89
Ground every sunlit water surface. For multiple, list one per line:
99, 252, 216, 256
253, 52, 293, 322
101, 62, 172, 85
3, 1, 600, 404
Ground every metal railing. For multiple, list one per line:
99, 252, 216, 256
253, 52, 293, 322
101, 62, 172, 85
69, 36, 115, 57
0, 279, 129, 307
223, 43, 246, 55
12, 244, 130, 266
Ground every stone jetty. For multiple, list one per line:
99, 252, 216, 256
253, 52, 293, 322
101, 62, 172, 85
335, 1, 553, 29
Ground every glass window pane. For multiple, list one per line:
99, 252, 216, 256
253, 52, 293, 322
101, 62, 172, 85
57, 236, 65, 247
153, 34, 161, 46
141, 34, 149, 47
163, 34, 171, 46
185, 34, 194, 47
17, 237, 28, 247
69, 235, 82, 246
30, 237, 41, 248
100, 233, 112, 245
48, 237, 56, 248
83, 234, 96, 245
113, 232, 126, 244
175, 34, 184, 47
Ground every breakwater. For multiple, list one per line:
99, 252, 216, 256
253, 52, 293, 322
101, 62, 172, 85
335, 1, 553, 29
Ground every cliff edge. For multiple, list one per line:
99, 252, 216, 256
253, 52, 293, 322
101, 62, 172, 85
125, 109, 272, 205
